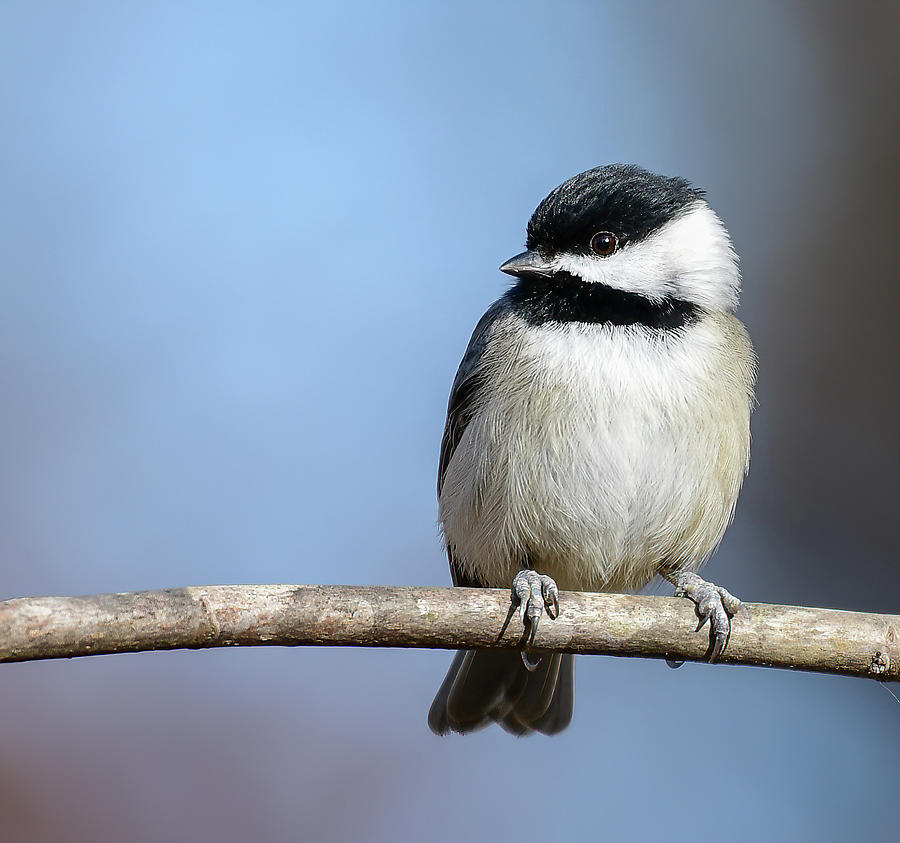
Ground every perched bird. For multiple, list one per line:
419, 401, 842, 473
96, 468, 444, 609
428, 164, 756, 736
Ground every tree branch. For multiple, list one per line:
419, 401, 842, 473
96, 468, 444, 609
1, 585, 897, 681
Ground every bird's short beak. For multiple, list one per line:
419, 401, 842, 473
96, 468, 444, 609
499, 250, 554, 279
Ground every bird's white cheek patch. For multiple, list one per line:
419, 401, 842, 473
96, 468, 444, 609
549, 202, 740, 312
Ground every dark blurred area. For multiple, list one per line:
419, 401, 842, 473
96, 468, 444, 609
0, 2, 897, 841
750, 8, 900, 611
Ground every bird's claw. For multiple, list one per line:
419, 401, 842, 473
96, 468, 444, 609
511, 569, 560, 646
673, 572, 740, 662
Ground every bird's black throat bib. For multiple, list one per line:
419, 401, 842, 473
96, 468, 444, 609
507, 272, 699, 329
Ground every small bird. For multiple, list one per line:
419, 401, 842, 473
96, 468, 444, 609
428, 164, 756, 735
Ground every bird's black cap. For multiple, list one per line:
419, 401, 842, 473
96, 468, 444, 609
526, 164, 704, 256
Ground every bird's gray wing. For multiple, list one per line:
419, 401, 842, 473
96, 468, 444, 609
437, 298, 508, 587
437, 298, 507, 498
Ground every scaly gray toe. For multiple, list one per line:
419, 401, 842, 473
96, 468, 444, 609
673, 571, 740, 662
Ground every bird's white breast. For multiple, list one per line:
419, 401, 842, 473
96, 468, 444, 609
439, 311, 755, 592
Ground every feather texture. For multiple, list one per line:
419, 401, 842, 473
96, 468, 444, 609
439, 309, 755, 593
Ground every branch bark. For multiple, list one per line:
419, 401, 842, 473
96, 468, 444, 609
0, 585, 897, 681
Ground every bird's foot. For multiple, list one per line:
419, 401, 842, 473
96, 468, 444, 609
672, 571, 741, 662
510, 570, 559, 662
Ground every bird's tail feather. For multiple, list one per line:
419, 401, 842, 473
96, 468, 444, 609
428, 649, 574, 735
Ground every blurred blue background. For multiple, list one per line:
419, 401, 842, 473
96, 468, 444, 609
1, 2, 898, 840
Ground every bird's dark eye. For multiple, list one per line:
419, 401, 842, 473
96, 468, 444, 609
590, 231, 618, 257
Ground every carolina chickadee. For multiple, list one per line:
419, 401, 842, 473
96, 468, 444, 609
428, 164, 756, 735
